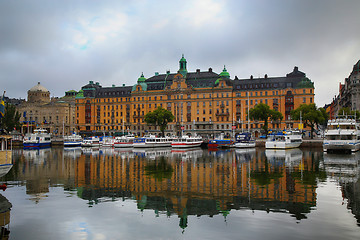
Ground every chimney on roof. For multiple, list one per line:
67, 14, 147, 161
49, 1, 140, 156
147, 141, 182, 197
196, 69, 200, 73
166, 70, 170, 74
294, 66, 298, 72
265, 74, 268, 79
250, 75, 253, 79
208, 68, 212, 72
155, 72, 159, 76
235, 76, 238, 80
123, 84, 125, 86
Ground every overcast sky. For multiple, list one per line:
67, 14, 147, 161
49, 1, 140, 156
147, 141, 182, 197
1, 0, 359, 107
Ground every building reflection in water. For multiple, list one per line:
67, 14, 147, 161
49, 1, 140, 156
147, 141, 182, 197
10, 147, 360, 230
322, 152, 360, 226
73, 147, 323, 229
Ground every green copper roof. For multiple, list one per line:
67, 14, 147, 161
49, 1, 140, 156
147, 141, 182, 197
219, 65, 230, 78
138, 72, 146, 83
132, 82, 147, 92
296, 77, 314, 88
75, 89, 84, 98
178, 54, 187, 77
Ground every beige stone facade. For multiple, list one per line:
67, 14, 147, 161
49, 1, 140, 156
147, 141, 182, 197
16, 82, 76, 136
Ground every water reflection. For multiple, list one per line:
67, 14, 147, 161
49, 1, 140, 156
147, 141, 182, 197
323, 152, 360, 226
4, 147, 360, 233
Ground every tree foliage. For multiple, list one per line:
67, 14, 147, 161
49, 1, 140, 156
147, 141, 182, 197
144, 106, 174, 136
290, 103, 328, 139
248, 103, 283, 135
0, 103, 21, 133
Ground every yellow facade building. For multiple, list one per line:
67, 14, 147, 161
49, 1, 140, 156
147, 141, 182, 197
75, 56, 315, 137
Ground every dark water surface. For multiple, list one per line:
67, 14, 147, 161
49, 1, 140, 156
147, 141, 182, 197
0, 147, 359, 240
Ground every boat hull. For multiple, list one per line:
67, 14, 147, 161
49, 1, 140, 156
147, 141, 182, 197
171, 142, 202, 148
265, 141, 301, 149
323, 140, 360, 152
234, 142, 256, 148
23, 142, 51, 148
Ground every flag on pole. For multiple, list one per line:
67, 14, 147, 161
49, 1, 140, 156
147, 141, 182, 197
0, 91, 5, 119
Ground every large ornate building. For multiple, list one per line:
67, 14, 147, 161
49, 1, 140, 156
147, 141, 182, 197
75, 56, 315, 137
327, 60, 360, 119
16, 82, 77, 135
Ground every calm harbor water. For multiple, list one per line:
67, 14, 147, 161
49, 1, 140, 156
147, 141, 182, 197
0, 147, 359, 240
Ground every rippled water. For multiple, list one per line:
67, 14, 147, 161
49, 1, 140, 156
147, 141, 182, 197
0, 147, 359, 240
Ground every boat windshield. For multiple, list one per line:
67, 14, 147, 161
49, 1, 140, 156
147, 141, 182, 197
328, 125, 356, 130
325, 135, 357, 140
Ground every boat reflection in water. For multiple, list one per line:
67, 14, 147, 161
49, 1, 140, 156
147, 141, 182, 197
265, 148, 303, 168
171, 147, 203, 161
132, 147, 172, 160
322, 152, 360, 226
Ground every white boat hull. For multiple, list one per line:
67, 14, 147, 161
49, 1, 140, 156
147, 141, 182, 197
323, 140, 360, 152
234, 142, 256, 148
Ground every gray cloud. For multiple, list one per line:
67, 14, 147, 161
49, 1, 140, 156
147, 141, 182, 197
1, 0, 359, 107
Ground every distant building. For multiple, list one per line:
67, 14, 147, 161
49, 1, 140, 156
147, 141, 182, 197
16, 82, 77, 135
75, 56, 315, 137
328, 60, 360, 117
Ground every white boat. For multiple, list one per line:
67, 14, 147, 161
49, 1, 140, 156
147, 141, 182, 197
0, 135, 12, 178
81, 136, 101, 147
323, 118, 360, 153
133, 135, 173, 148
114, 136, 134, 148
234, 132, 255, 148
171, 135, 203, 148
23, 128, 51, 148
265, 130, 302, 149
63, 133, 82, 147
101, 136, 115, 147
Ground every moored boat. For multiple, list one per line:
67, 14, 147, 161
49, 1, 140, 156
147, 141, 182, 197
101, 136, 115, 147
63, 133, 82, 147
23, 128, 51, 148
133, 135, 172, 148
234, 132, 255, 148
0, 135, 12, 178
81, 136, 101, 147
114, 136, 134, 148
265, 129, 302, 149
171, 135, 203, 148
323, 117, 360, 153
208, 133, 233, 149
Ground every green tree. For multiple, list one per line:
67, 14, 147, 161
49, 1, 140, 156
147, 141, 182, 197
248, 103, 283, 135
290, 103, 328, 139
144, 106, 174, 137
0, 103, 21, 133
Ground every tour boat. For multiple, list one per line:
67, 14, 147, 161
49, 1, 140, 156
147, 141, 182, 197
63, 133, 82, 147
234, 132, 255, 148
23, 128, 51, 148
323, 117, 360, 153
101, 136, 115, 147
114, 136, 134, 148
208, 133, 234, 149
0, 135, 12, 178
81, 136, 101, 147
265, 130, 302, 149
133, 135, 172, 148
171, 135, 203, 148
